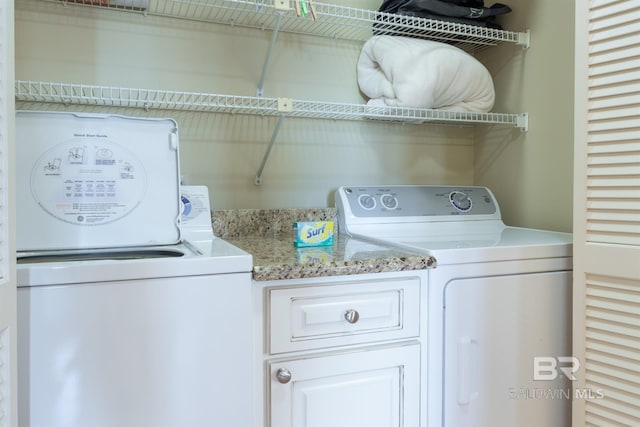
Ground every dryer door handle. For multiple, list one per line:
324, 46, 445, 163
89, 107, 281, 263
457, 336, 479, 406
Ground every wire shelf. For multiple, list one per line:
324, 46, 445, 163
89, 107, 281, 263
15, 81, 528, 130
17, 1, 530, 184
39, 0, 530, 52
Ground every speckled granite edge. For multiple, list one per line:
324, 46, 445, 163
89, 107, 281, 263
252, 255, 436, 281
212, 208, 336, 238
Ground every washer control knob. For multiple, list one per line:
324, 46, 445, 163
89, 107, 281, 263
450, 191, 472, 212
380, 194, 398, 210
358, 194, 376, 210
276, 368, 292, 384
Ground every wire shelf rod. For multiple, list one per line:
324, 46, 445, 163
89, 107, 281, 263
15, 80, 528, 130
35, 0, 529, 52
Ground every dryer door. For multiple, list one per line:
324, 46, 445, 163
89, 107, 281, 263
443, 271, 572, 427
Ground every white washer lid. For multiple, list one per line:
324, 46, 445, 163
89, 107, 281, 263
16, 111, 181, 251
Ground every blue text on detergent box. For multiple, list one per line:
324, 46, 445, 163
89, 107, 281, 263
293, 221, 335, 247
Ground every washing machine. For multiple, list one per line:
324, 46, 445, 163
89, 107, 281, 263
336, 185, 573, 427
16, 112, 254, 427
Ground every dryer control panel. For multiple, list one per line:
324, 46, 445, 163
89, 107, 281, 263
335, 185, 500, 221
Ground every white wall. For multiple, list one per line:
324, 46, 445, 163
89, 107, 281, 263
14, 0, 574, 232
476, 0, 574, 232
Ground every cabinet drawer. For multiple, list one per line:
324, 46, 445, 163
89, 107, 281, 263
268, 277, 421, 354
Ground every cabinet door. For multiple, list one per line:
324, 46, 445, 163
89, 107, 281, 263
573, 1, 640, 425
0, 2, 16, 426
269, 344, 420, 427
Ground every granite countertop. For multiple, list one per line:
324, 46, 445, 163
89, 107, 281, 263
213, 208, 436, 281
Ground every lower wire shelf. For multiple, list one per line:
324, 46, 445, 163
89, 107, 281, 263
15, 80, 529, 185
15, 80, 528, 130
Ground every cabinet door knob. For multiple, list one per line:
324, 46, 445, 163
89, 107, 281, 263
276, 368, 292, 384
344, 309, 360, 324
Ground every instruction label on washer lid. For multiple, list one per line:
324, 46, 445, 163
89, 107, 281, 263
180, 186, 212, 228
30, 137, 146, 226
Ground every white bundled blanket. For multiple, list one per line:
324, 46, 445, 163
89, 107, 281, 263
357, 36, 495, 112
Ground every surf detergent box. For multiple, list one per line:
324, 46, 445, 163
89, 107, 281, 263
293, 221, 335, 247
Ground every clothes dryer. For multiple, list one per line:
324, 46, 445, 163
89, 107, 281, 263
336, 185, 573, 427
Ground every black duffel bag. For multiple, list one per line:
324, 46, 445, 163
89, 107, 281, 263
376, 0, 512, 30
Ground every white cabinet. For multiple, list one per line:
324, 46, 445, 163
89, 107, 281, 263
269, 344, 420, 427
255, 271, 427, 427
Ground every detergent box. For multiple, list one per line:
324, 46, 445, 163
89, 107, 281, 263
293, 221, 335, 247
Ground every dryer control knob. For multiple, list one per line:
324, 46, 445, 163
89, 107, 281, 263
358, 194, 376, 210
450, 191, 473, 212
380, 194, 399, 210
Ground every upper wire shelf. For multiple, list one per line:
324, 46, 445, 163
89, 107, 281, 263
15, 81, 529, 130
40, 0, 530, 52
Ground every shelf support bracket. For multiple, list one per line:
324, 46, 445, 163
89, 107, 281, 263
255, 114, 285, 186
518, 29, 531, 49
517, 113, 529, 132
256, 11, 285, 97
255, 98, 292, 185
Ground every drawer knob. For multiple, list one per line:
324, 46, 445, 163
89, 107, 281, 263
344, 309, 360, 324
276, 368, 292, 384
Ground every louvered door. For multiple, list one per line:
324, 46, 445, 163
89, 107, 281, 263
0, 1, 16, 426
573, 1, 640, 425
